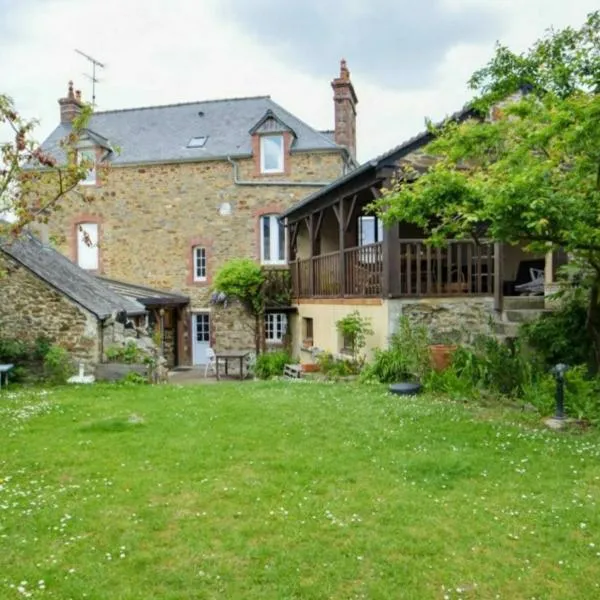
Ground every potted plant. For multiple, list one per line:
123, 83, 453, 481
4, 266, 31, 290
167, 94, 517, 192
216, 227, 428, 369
428, 330, 461, 371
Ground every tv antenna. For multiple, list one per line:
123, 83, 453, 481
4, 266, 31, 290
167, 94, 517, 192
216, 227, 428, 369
75, 49, 105, 107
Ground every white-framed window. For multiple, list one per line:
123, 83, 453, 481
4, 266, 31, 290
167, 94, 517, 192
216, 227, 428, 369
260, 214, 286, 265
193, 246, 207, 282
78, 149, 96, 185
260, 135, 284, 173
265, 312, 288, 343
77, 222, 99, 270
358, 216, 384, 246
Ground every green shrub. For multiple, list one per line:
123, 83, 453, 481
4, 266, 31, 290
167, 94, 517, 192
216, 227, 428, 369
105, 341, 142, 364
0, 335, 54, 383
43, 346, 74, 384
254, 350, 294, 379
121, 371, 149, 385
316, 352, 358, 378
335, 311, 373, 363
521, 288, 592, 368
449, 336, 539, 397
361, 317, 430, 384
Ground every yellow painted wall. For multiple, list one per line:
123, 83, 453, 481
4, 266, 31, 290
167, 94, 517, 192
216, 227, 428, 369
289, 300, 388, 362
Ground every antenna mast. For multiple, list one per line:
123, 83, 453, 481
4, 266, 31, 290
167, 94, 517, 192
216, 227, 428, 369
75, 49, 105, 108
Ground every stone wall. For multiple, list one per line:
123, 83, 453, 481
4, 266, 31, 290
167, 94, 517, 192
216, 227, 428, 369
388, 297, 496, 343
43, 152, 345, 361
0, 252, 100, 363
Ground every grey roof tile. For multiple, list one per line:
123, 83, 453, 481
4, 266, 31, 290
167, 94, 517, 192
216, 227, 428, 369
96, 276, 189, 307
41, 96, 342, 166
1, 233, 146, 318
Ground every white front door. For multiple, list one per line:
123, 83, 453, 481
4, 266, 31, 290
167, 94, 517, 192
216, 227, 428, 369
193, 313, 211, 365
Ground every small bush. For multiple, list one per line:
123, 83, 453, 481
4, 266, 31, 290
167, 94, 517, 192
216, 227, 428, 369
105, 341, 142, 364
335, 311, 373, 363
121, 371, 149, 385
361, 317, 430, 383
316, 352, 358, 378
0, 335, 54, 382
43, 346, 74, 384
254, 350, 294, 379
521, 288, 592, 368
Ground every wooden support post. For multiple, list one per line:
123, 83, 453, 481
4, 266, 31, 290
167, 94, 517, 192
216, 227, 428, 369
382, 222, 401, 297
338, 199, 346, 297
308, 213, 315, 297
493, 242, 503, 311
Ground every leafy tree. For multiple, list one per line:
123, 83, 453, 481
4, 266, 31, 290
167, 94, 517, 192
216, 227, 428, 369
1, 92, 92, 237
375, 11, 600, 368
211, 258, 291, 355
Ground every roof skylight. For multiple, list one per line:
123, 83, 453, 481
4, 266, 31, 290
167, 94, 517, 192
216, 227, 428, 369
187, 136, 208, 148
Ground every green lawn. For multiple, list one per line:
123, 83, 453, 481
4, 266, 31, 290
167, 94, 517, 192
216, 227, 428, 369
1, 382, 600, 599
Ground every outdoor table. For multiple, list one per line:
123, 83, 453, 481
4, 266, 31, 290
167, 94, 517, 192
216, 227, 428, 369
0, 364, 14, 389
214, 351, 250, 381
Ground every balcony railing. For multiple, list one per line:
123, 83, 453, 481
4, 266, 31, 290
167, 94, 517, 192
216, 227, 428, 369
290, 239, 495, 299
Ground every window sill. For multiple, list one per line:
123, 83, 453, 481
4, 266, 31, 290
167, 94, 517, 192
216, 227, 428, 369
261, 261, 287, 267
260, 169, 285, 176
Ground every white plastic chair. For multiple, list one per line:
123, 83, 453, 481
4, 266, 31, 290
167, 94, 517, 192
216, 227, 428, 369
204, 347, 216, 377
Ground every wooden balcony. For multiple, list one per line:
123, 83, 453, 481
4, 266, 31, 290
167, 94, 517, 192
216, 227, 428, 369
291, 239, 496, 299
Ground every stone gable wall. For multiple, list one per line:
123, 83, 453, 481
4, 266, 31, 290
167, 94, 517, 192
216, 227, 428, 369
0, 252, 100, 363
43, 151, 345, 359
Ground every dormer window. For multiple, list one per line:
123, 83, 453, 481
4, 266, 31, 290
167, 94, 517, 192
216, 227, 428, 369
260, 135, 284, 174
187, 136, 208, 148
78, 149, 96, 185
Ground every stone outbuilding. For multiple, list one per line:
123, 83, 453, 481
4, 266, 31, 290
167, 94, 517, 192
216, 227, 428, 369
0, 231, 149, 365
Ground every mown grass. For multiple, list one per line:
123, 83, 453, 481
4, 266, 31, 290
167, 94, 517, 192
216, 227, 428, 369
1, 382, 600, 599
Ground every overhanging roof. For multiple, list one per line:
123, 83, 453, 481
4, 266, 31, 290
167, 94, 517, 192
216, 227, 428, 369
96, 276, 190, 308
281, 105, 476, 223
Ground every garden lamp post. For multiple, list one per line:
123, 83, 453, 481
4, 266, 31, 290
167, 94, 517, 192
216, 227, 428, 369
551, 363, 568, 420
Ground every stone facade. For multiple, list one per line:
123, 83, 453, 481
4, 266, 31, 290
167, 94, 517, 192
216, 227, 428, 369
388, 298, 496, 342
44, 152, 346, 361
0, 252, 100, 363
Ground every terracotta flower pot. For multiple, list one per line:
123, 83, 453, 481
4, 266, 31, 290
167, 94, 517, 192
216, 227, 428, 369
301, 363, 320, 373
429, 344, 457, 372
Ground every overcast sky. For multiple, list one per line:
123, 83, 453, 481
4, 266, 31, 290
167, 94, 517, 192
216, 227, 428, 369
1, 0, 598, 163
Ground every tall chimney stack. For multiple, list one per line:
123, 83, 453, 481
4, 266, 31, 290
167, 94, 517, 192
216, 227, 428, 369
331, 59, 358, 160
58, 81, 84, 124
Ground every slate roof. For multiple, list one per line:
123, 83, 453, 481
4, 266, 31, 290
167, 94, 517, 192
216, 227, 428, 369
282, 105, 476, 220
40, 96, 343, 166
96, 276, 189, 307
0, 233, 146, 319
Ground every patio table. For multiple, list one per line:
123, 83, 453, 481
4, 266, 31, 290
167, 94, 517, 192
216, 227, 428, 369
214, 351, 250, 381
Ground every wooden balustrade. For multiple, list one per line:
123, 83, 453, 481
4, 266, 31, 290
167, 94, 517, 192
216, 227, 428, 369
291, 239, 494, 299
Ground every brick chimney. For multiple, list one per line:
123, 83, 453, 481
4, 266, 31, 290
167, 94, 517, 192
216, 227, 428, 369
331, 59, 358, 160
58, 81, 84, 124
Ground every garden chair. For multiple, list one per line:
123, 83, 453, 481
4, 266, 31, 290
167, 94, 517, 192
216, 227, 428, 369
204, 347, 217, 378
515, 268, 545, 295
245, 352, 256, 379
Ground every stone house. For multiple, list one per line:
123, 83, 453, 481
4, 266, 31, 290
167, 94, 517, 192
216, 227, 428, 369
38, 61, 357, 366
0, 231, 149, 365
281, 107, 562, 363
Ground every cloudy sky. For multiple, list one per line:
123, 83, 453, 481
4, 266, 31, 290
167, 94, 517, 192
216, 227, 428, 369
1, 0, 598, 162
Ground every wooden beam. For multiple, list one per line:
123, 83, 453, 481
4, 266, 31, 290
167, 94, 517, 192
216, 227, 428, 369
345, 195, 357, 232
308, 213, 315, 297
382, 222, 400, 297
338, 199, 346, 297
332, 203, 341, 224
370, 186, 381, 199
314, 210, 324, 240
493, 242, 503, 311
